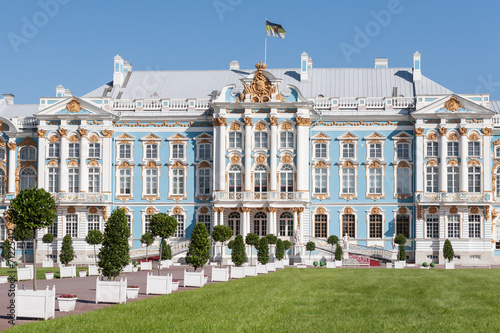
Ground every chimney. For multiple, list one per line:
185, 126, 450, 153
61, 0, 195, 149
2, 93, 14, 105
413, 51, 421, 81
123, 61, 132, 72
56, 85, 66, 97
300, 52, 310, 81
375, 57, 388, 68
229, 60, 240, 70
113, 55, 125, 87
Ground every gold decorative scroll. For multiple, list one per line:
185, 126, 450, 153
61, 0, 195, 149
371, 207, 381, 215
459, 127, 467, 136
296, 117, 311, 126
102, 129, 113, 138
281, 122, 292, 131
78, 128, 88, 137
200, 206, 209, 214
66, 98, 83, 113
269, 117, 278, 126
243, 61, 277, 103
439, 128, 447, 136
414, 128, 424, 137
483, 128, 492, 136
243, 117, 252, 126
255, 123, 266, 131
37, 130, 46, 138
146, 206, 156, 215
444, 96, 463, 112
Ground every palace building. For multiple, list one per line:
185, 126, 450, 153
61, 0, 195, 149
1, 51, 500, 265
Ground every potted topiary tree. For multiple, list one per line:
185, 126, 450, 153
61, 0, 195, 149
1, 239, 14, 267
266, 234, 277, 262
160, 239, 172, 268
186, 223, 211, 271
335, 243, 343, 267
149, 213, 177, 275
13, 224, 32, 268
256, 237, 269, 273
42, 233, 54, 267
224, 234, 246, 281
8, 187, 56, 291
306, 241, 316, 265
85, 230, 103, 266
394, 234, 407, 269
59, 235, 76, 278
327, 235, 339, 262
283, 240, 291, 263
275, 238, 285, 268
212, 225, 233, 266
245, 232, 260, 265
443, 239, 455, 269
140, 232, 154, 270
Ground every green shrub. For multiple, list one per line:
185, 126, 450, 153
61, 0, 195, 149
185, 223, 211, 271
320, 261, 325, 267
266, 234, 277, 245
327, 235, 339, 261
257, 237, 269, 264
140, 232, 154, 261
13, 224, 32, 267
2, 239, 13, 262
283, 240, 291, 259
150, 213, 177, 274
245, 233, 260, 264
423, 262, 428, 267
313, 261, 318, 267
430, 262, 435, 268
335, 243, 343, 261
59, 235, 75, 266
398, 244, 406, 261
161, 240, 172, 260
306, 241, 315, 259
85, 230, 103, 266
212, 225, 233, 267
394, 234, 406, 245
275, 239, 285, 261
231, 235, 247, 267
227, 240, 235, 250
443, 239, 454, 262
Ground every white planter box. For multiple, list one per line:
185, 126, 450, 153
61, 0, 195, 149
244, 266, 258, 277
306, 260, 314, 266
420, 266, 430, 269
295, 264, 307, 268
183, 269, 205, 288
95, 278, 127, 304
326, 262, 336, 268
212, 267, 229, 282
79, 270, 87, 277
45, 272, 54, 280
17, 267, 34, 281
122, 263, 133, 273
386, 263, 392, 269
42, 261, 53, 268
126, 288, 140, 299
15, 285, 55, 320
58, 298, 77, 312
445, 262, 455, 269
173, 262, 181, 266
335, 260, 342, 267
132, 266, 138, 272
231, 266, 246, 279
275, 260, 285, 269
146, 273, 172, 295
60, 266, 77, 278
0, 275, 8, 284
25, 264, 33, 269
209, 262, 218, 266
257, 264, 268, 274
160, 260, 171, 269
140, 261, 153, 271
0, 261, 8, 268
172, 280, 180, 291
88, 265, 100, 276
267, 263, 276, 272
394, 261, 406, 269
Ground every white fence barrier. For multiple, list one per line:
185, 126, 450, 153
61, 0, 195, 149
231, 266, 245, 279
140, 261, 153, 271
244, 266, 258, 277
17, 267, 34, 281
88, 265, 100, 276
60, 266, 77, 278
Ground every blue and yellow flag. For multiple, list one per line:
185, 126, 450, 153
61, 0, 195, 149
266, 20, 286, 39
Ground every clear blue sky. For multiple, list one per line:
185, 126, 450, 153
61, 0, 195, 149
1, 0, 500, 104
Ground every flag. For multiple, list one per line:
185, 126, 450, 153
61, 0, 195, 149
266, 20, 286, 39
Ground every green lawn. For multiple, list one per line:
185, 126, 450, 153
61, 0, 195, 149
0, 267, 88, 280
6, 268, 500, 332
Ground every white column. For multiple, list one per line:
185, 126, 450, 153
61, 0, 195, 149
296, 118, 310, 192
244, 118, 252, 191
213, 125, 219, 193
79, 135, 88, 192
459, 128, 468, 192
7, 141, 16, 194
219, 209, 225, 227
271, 209, 277, 235
439, 208, 445, 239
415, 207, 424, 239
415, 130, 424, 193
462, 209, 469, 239
293, 210, 298, 243
217, 119, 226, 191
241, 208, 249, 238
483, 129, 492, 193
439, 128, 447, 193
213, 207, 218, 226
102, 133, 112, 193
270, 117, 278, 191
37, 133, 46, 189
266, 209, 273, 235
59, 133, 68, 193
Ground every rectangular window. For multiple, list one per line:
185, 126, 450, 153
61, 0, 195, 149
369, 143, 382, 159
88, 167, 100, 193
342, 143, 355, 159
426, 141, 438, 157
447, 166, 459, 193
314, 214, 327, 238
119, 169, 131, 195
426, 166, 438, 193
48, 143, 60, 158
447, 142, 459, 157
144, 215, 152, 234
68, 143, 80, 158
396, 143, 410, 160
368, 168, 382, 194
314, 168, 328, 194
369, 214, 382, 238
342, 214, 355, 238
342, 168, 355, 194
468, 141, 480, 157
198, 214, 211, 235
172, 144, 185, 159
145, 144, 158, 159
48, 167, 59, 193
229, 132, 243, 148
145, 169, 158, 195
198, 169, 211, 195
126, 215, 132, 236
254, 132, 268, 149
47, 223, 57, 238
468, 166, 481, 193
396, 168, 411, 194
172, 169, 184, 195
469, 215, 481, 238
87, 214, 100, 231
173, 215, 184, 237
396, 215, 410, 238
198, 144, 211, 160
426, 214, 439, 238
280, 132, 293, 149
447, 215, 460, 238
89, 143, 101, 159
314, 143, 327, 159
119, 144, 131, 159
65, 214, 78, 238
68, 168, 79, 193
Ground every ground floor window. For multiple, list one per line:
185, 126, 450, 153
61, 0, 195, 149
228, 212, 240, 236
279, 212, 293, 237
314, 214, 327, 238
253, 212, 267, 236
369, 214, 382, 238
426, 215, 439, 238
469, 214, 481, 238
396, 215, 410, 238
342, 214, 355, 238
65, 214, 78, 238
447, 215, 460, 238
173, 215, 185, 237
198, 214, 211, 235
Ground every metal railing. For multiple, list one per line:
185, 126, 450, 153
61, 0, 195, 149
213, 191, 310, 201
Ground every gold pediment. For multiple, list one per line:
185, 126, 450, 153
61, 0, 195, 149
243, 61, 278, 103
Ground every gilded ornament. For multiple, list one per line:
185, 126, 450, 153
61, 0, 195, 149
118, 161, 132, 169
371, 207, 381, 215
67, 206, 76, 214
342, 160, 355, 168
281, 122, 292, 131
173, 206, 182, 215
89, 207, 98, 214
459, 127, 467, 136
243, 117, 252, 126
485, 206, 490, 219
296, 117, 311, 126
171, 161, 184, 168
256, 155, 266, 164
281, 154, 293, 164
428, 206, 438, 214
198, 161, 211, 168
146, 206, 156, 215
19, 137, 36, 147
47, 159, 59, 166
37, 130, 46, 138
200, 206, 209, 214
240, 207, 251, 213
468, 132, 479, 141
316, 207, 325, 215
468, 159, 480, 166
102, 129, 113, 138
68, 159, 79, 167
414, 128, 424, 136
427, 132, 437, 141
255, 122, 266, 131
483, 128, 492, 136
49, 135, 60, 143
269, 116, 278, 126
69, 134, 79, 142
88, 159, 99, 166
230, 155, 241, 164
314, 161, 327, 169
7, 142, 15, 150
367, 161, 382, 168
59, 128, 68, 137
492, 209, 497, 219
426, 159, 438, 166
78, 128, 88, 137
447, 159, 459, 166
470, 206, 479, 214
266, 207, 278, 213
398, 207, 408, 214
417, 206, 423, 220
397, 161, 410, 168
66, 98, 83, 113
213, 117, 227, 126
344, 207, 353, 215
444, 96, 463, 112
439, 127, 447, 136
243, 61, 277, 103
448, 133, 458, 141
230, 122, 241, 131
450, 206, 458, 214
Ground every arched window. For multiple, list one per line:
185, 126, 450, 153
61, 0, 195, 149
254, 165, 268, 193
0, 169, 5, 196
253, 212, 267, 236
280, 165, 294, 193
20, 168, 36, 190
20, 147, 36, 161
279, 212, 293, 237
228, 165, 242, 193
228, 212, 240, 236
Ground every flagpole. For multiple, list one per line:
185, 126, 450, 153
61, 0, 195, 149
264, 18, 267, 64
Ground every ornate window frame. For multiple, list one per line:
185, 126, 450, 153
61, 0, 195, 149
88, 161, 102, 193
425, 159, 439, 194
278, 120, 296, 152
312, 207, 330, 238
46, 160, 59, 193
338, 160, 358, 200
140, 133, 161, 162
467, 159, 482, 193
467, 130, 482, 159
47, 132, 61, 159
227, 121, 244, 152
116, 133, 135, 162
167, 161, 188, 202
338, 132, 359, 161
425, 130, 439, 158
194, 133, 213, 162
196, 206, 212, 235
169, 206, 186, 238
394, 206, 412, 239
446, 130, 459, 158
312, 161, 330, 200
142, 206, 158, 244
195, 161, 212, 201
424, 207, 440, 239
277, 160, 296, 193
227, 161, 244, 193
64, 207, 79, 238
168, 133, 188, 162
366, 206, 384, 239
393, 131, 413, 161
365, 160, 385, 200
338, 206, 357, 239
311, 132, 331, 162
116, 161, 134, 201
393, 160, 413, 200
141, 161, 160, 202
252, 121, 269, 152
364, 132, 386, 161
445, 207, 462, 239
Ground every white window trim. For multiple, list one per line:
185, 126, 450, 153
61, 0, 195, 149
366, 141, 384, 161
338, 162, 358, 200
467, 139, 482, 159
424, 213, 440, 239
312, 208, 330, 238
47, 141, 60, 159
168, 163, 187, 199
195, 207, 212, 235
425, 140, 439, 158
312, 163, 330, 199
88, 142, 102, 159
392, 131, 414, 162
19, 146, 37, 161
194, 133, 213, 162
142, 165, 160, 199
115, 164, 134, 199
252, 122, 270, 152
366, 208, 385, 239
196, 166, 212, 197
393, 162, 413, 198
64, 213, 79, 238
169, 207, 186, 238
393, 208, 412, 239
312, 141, 330, 161
46, 165, 60, 193
88, 166, 102, 193
227, 121, 245, 152
277, 121, 296, 152
445, 212, 462, 239
365, 163, 385, 199
338, 207, 358, 239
